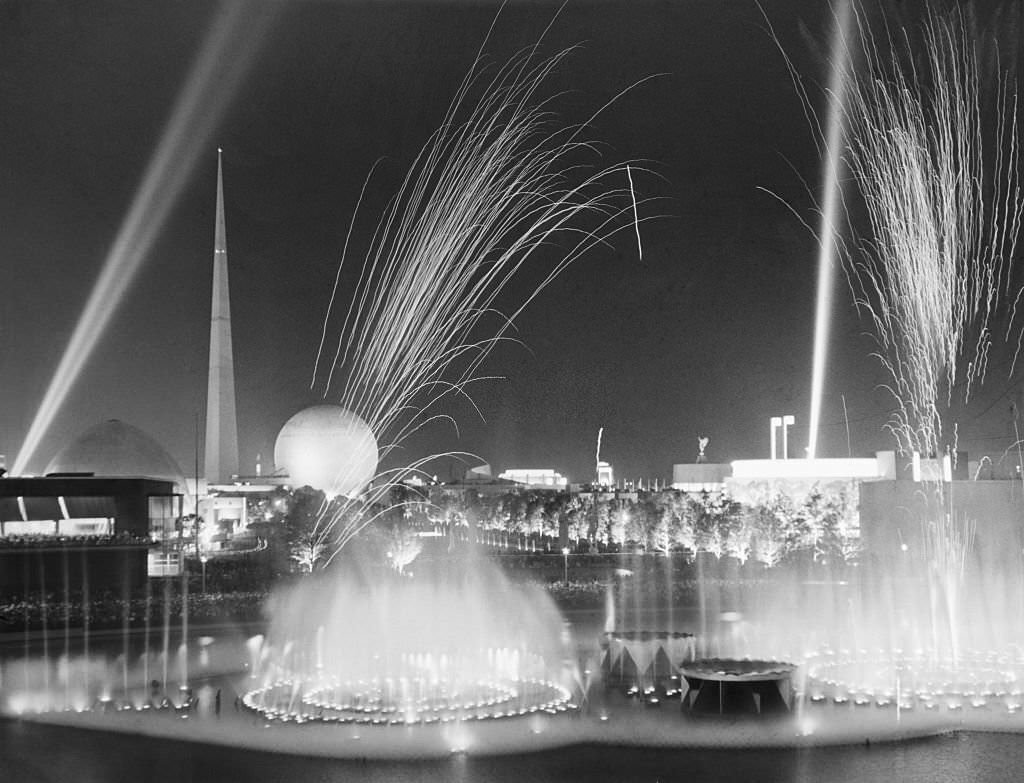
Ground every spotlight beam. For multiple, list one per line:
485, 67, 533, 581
807, 0, 852, 461
12, 1, 274, 475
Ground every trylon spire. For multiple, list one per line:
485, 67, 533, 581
204, 148, 239, 484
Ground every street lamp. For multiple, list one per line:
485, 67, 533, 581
782, 415, 795, 459
562, 547, 570, 585
200, 552, 209, 594
770, 415, 796, 459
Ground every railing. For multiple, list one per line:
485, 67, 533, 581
0, 533, 155, 550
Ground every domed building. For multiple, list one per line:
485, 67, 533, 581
0, 420, 187, 591
45, 419, 188, 493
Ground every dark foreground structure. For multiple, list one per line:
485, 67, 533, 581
0, 475, 180, 593
680, 659, 796, 716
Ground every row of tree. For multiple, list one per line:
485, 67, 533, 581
394, 483, 860, 568
242, 482, 860, 574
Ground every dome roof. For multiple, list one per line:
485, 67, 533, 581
274, 405, 378, 498
45, 419, 188, 490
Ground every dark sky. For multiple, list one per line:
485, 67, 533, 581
2, 0, 1021, 484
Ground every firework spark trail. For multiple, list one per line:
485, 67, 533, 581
627, 165, 643, 261
306, 43, 652, 556
803, 5, 1023, 462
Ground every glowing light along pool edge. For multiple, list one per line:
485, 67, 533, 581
242, 674, 573, 726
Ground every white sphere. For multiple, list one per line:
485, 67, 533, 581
274, 405, 378, 498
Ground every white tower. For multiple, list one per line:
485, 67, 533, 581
204, 149, 239, 484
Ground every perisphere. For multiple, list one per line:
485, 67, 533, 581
273, 405, 378, 498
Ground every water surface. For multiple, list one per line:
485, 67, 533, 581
2, 720, 1020, 783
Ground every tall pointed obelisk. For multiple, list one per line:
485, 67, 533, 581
204, 149, 239, 484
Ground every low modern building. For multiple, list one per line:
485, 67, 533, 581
498, 468, 568, 490
672, 462, 732, 494
725, 452, 896, 506
0, 474, 181, 593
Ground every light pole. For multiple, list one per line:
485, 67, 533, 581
562, 547, 570, 585
770, 415, 796, 459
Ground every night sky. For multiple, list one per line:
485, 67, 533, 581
2, 0, 1022, 485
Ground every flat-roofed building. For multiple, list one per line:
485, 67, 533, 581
498, 468, 568, 489
0, 475, 181, 592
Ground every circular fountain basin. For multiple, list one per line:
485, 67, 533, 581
805, 649, 1024, 712
10, 633, 1024, 756
244, 673, 573, 724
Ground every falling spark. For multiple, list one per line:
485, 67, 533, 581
841, 393, 851, 458
596, 426, 604, 478
776, 4, 1023, 464
835, 5, 1023, 461
309, 39, 648, 557
627, 165, 642, 261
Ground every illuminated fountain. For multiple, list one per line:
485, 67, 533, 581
697, 517, 1024, 717
235, 28, 642, 729
11, 4, 1024, 764
724, 0, 1024, 725
244, 559, 574, 725
4, 24, 641, 754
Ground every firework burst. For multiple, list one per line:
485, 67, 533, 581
306, 35, 652, 559
840, 6, 1022, 460
779, 4, 1023, 461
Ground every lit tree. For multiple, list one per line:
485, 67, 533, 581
501, 494, 527, 537
608, 505, 629, 547
590, 496, 612, 547
804, 484, 860, 565
525, 495, 546, 538
747, 490, 808, 566
282, 486, 331, 573
633, 495, 661, 551
290, 532, 327, 574
564, 495, 588, 545
692, 490, 742, 559
750, 502, 786, 568
665, 492, 697, 557
381, 523, 423, 574
542, 492, 569, 540
725, 513, 754, 564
